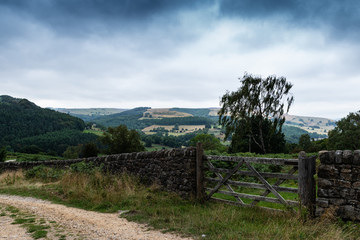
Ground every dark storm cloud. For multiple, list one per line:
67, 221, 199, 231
219, 0, 360, 40
0, 0, 211, 36
1, 0, 359, 39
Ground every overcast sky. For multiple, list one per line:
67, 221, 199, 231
1, 0, 359, 119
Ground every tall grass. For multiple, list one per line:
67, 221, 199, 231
58, 171, 143, 212
0, 166, 359, 239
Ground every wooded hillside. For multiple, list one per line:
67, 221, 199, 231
0, 95, 97, 155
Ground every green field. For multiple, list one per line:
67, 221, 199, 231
83, 129, 104, 137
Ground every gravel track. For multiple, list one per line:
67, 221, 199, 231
0, 194, 193, 240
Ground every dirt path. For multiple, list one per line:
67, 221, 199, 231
0, 215, 32, 240
0, 194, 193, 240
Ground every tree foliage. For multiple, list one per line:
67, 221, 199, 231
189, 134, 227, 152
101, 125, 145, 154
229, 116, 286, 154
80, 142, 99, 158
298, 134, 312, 152
12, 130, 98, 156
0, 147, 6, 162
0, 95, 86, 149
219, 73, 294, 153
328, 111, 360, 150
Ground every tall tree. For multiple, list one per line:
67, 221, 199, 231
219, 73, 294, 153
101, 125, 145, 154
328, 110, 360, 150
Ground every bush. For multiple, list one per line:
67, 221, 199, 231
25, 165, 64, 182
80, 142, 99, 158
70, 161, 98, 174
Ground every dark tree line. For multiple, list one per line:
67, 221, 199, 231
0, 95, 85, 147
12, 130, 99, 156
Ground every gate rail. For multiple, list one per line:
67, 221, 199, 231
196, 143, 316, 213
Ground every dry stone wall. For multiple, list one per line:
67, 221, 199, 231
0, 148, 197, 198
317, 150, 360, 220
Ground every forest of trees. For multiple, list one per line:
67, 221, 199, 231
0, 96, 98, 156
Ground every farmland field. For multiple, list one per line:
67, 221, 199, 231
142, 124, 206, 135
140, 108, 192, 119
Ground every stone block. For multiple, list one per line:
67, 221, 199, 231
338, 205, 356, 220
340, 188, 356, 199
334, 179, 352, 188
339, 164, 352, 171
329, 198, 346, 206
354, 150, 360, 165
340, 173, 352, 181
328, 188, 341, 198
319, 151, 334, 164
335, 150, 343, 164
348, 200, 359, 205
318, 188, 329, 197
343, 150, 354, 164
318, 178, 333, 189
317, 198, 329, 208
318, 164, 339, 179
353, 181, 360, 189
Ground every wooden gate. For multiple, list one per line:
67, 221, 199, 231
197, 145, 316, 212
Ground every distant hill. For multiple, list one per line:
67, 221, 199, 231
55, 108, 127, 121
0, 95, 97, 155
89, 107, 214, 129
284, 114, 335, 138
55, 106, 336, 143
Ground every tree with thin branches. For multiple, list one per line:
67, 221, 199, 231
219, 73, 294, 154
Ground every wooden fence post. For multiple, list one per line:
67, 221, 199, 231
298, 151, 316, 217
196, 142, 204, 201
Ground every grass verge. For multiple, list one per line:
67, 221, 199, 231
0, 168, 359, 239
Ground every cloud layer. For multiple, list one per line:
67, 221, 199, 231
1, 0, 359, 119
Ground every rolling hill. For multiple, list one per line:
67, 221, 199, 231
55, 108, 127, 121
0, 95, 98, 155
56, 107, 335, 143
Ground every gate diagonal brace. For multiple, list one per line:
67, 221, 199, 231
244, 161, 288, 206
250, 166, 297, 206
206, 160, 245, 200
207, 161, 245, 204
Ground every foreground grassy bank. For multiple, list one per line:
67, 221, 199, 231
0, 165, 359, 240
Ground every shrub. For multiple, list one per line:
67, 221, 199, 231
69, 161, 99, 174
25, 165, 63, 182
